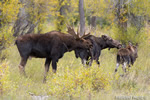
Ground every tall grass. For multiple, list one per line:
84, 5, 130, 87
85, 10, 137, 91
0, 41, 150, 100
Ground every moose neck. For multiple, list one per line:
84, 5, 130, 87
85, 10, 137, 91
97, 38, 109, 49
61, 35, 79, 51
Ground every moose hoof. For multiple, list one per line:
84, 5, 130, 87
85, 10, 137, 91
52, 69, 56, 73
115, 69, 117, 72
129, 65, 131, 67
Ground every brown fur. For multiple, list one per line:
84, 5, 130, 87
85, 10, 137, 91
115, 43, 138, 72
74, 35, 122, 66
15, 31, 92, 82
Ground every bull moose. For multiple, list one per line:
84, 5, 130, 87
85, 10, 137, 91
115, 43, 138, 72
75, 35, 122, 66
15, 26, 92, 82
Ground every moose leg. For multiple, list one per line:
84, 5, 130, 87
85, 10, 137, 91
95, 50, 101, 67
96, 58, 100, 67
82, 59, 87, 67
127, 57, 131, 70
122, 62, 127, 72
43, 58, 51, 83
89, 48, 94, 66
115, 63, 120, 72
128, 57, 131, 68
115, 55, 121, 72
52, 59, 58, 73
89, 58, 93, 66
130, 56, 135, 66
19, 57, 28, 76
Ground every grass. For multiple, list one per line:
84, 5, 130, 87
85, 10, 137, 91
0, 41, 150, 100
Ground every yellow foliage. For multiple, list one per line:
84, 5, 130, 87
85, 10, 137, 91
0, 25, 15, 60
0, 61, 16, 95
111, 24, 147, 44
85, 0, 110, 17
46, 66, 111, 97
0, 26, 14, 46
130, 0, 150, 16
0, 0, 21, 24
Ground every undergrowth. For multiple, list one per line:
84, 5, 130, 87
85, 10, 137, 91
0, 42, 150, 100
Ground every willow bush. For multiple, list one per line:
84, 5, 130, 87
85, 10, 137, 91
46, 66, 112, 98
0, 61, 16, 95
111, 25, 147, 45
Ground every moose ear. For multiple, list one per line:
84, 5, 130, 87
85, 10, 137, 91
128, 41, 132, 46
135, 43, 138, 47
102, 35, 107, 41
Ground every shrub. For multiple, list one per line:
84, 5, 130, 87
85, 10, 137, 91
111, 24, 147, 44
0, 61, 10, 95
0, 26, 14, 60
46, 66, 112, 98
0, 61, 17, 97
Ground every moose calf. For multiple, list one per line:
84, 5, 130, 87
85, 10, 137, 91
15, 26, 92, 82
115, 43, 138, 72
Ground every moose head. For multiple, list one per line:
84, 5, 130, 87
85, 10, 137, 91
101, 35, 122, 50
66, 25, 92, 50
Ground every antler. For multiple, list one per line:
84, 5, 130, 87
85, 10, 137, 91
81, 26, 91, 38
77, 25, 80, 38
66, 23, 90, 39
66, 24, 80, 39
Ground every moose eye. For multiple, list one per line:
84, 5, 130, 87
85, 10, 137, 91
80, 39, 84, 42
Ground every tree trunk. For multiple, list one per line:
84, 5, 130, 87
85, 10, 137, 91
13, 0, 36, 37
114, 0, 127, 32
0, 10, 2, 28
90, 16, 97, 28
79, 0, 85, 36
56, 0, 67, 31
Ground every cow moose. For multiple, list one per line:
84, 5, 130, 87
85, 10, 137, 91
115, 43, 138, 73
15, 26, 92, 82
74, 35, 122, 66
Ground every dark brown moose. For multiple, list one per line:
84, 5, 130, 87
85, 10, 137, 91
75, 35, 122, 66
15, 26, 92, 82
115, 43, 138, 72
